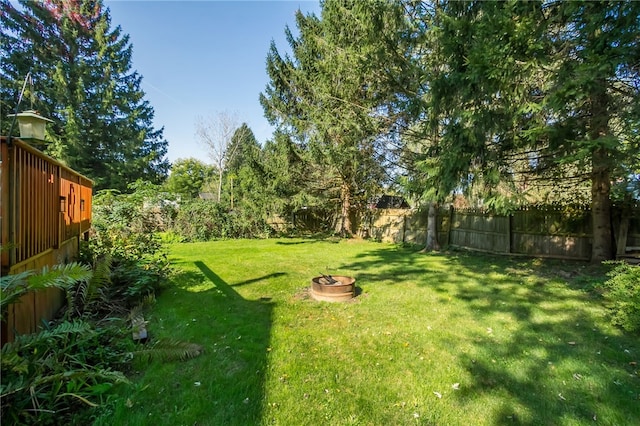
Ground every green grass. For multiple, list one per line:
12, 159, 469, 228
94, 239, 640, 425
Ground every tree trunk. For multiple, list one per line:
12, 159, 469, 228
424, 201, 440, 251
340, 182, 352, 237
591, 147, 613, 262
217, 169, 223, 203
589, 80, 613, 262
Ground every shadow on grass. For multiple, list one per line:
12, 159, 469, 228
189, 261, 276, 425
131, 262, 278, 425
342, 245, 639, 424
275, 236, 341, 245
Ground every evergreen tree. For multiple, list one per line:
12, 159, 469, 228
407, 0, 639, 261
224, 124, 266, 210
541, 1, 640, 261
0, 0, 169, 191
261, 1, 407, 236
261, 132, 317, 217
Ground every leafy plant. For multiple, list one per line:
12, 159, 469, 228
0, 256, 197, 425
1, 263, 92, 318
132, 339, 203, 363
0, 319, 130, 425
64, 256, 112, 320
602, 261, 640, 332
110, 255, 171, 305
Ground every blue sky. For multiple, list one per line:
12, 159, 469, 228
105, 0, 320, 164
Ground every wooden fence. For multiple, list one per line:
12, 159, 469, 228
1, 136, 93, 344
367, 205, 640, 261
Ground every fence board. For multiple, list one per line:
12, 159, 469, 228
367, 204, 639, 261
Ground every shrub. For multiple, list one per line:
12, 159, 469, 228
602, 262, 640, 333
171, 199, 273, 241
82, 182, 173, 309
1, 182, 195, 424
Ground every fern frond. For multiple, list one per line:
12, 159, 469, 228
34, 263, 93, 290
1, 368, 128, 399
1, 320, 93, 354
91, 256, 113, 288
132, 339, 203, 363
0, 271, 36, 313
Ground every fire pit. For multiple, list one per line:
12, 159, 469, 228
310, 275, 356, 302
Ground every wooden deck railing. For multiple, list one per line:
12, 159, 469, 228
2, 137, 93, 269
1, 136, 93, 344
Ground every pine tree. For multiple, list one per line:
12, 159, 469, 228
0, 0, 169, 191
261, 1, 408, 236
409, 0, 639, 261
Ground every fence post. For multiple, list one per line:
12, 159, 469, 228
506, 213, 512, 254
616, 207, 630, 257
446, 205, 454, 247
402, 213, 407, 243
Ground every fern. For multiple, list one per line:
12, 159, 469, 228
1, 320, 93, 355
132, 339, 203, 363
66, 257, 112, 319
1, 264, 92, 319
1, 368, 128, 400
0, 271, 37, 312
32, 263, 93, 290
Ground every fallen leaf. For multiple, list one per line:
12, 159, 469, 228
568, 341, 576, 345
558, 393, 566, 401
194, 381, 201, 387
433, 391, 442, 399
452, 383, 460, 390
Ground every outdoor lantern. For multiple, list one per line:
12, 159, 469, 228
7, 110, 54, 141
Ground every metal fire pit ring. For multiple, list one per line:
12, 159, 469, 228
310, 275, 356, 302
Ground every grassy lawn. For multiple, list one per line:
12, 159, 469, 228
95, 239, 639, 425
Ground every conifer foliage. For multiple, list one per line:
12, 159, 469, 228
261, 1, 407, 236
0, 0, 169, 191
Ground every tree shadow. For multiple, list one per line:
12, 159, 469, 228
275, 235, 341, 245
340, 245, 639, 424
190, 261, 276, 424
134, 262, 279, 425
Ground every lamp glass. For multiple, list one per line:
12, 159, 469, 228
10, 110, 54, 140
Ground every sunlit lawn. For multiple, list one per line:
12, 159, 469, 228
95, 239, 639, 425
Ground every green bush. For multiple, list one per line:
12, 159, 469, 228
82, 182, 173, 309
171, 199, 273, 241
602, 262, 640, 333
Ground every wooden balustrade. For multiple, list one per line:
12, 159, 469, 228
1, 136, 93, 344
